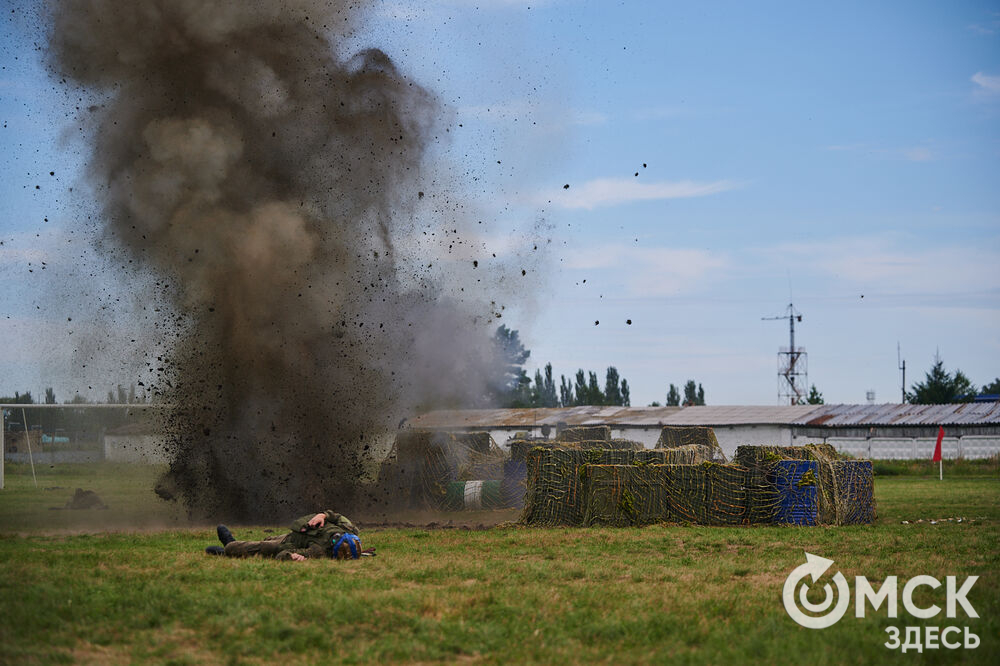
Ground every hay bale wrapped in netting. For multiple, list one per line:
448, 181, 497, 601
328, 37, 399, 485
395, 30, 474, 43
583, 462, 749, 526
656, 427, 728, 463
656, 426, 718, 449
662, 464, 709, 524
734, 445, 841, 524
509, 439, 566, 463
820, 460, 876, 525
703, 462, 749, 525
556, 425, 611, 443
462, 449, 505, 482
770, 460, 818, 525
583, 465, 670, 526
520, 448, 673, 526
608, 438, 645, 450
379, 430, 502, 509
658, 444, 716, 465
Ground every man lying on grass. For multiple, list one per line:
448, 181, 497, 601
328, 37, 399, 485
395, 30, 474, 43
205, 510, 375, 561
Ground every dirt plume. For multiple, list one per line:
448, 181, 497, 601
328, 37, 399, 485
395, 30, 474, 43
46, 1, 511, 521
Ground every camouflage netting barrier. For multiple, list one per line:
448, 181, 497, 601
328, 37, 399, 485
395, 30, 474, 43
582, 465, 670, 527
608, 438, 645, 450
660, 463, 748, 525
734, 445, 874, 525
656, 426, 728, 463
580, 462, 749, 527
770, 460, 818, 525
556, 425, 611, 443
378, 430, 506, 509
656, 426, 718, 449
657, 444, 718, 465
521, 448, 677, 526
819, 460, 876, 525
509, 439, 565, 463
522, 444, 874, 527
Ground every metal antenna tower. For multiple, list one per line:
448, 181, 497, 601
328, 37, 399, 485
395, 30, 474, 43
897, 343, 907, 404
762, 303, 807, 405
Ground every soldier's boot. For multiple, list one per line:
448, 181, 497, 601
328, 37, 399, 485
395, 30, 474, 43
205, 546, 225, 556
217, 525, 235, 546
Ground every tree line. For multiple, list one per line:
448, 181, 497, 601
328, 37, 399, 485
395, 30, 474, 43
491, 325, 715, 409
491, 326, 633, 408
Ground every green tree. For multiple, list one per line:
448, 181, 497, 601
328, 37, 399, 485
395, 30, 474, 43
908, 354, 976, 404
666, 384, 680, 406
621, 379, 631, 407
490, 325, 531, 406
587, 372, 603, 405
559, 375, 574, 407
683, 380, 705, 406
573, 370, 587, 406
44, 388, 56, 404
980, 378, 1000, 396
540, 364, 558, 407
807, 384, 824, 405
604, 367, 623, 406
0, 391, 34, 404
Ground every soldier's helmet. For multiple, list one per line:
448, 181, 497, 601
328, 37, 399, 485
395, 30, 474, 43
332, 533, 361, 559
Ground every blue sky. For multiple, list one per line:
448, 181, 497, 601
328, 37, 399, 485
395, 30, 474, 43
2, 1, 999, 405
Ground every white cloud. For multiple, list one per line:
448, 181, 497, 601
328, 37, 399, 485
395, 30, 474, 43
971, 72, 1000, 94
903, 147, 934, 162
543, 178, 739, 210
967, 24, 995, 35
755, 235, 1000, 299
570, 110, 607, 126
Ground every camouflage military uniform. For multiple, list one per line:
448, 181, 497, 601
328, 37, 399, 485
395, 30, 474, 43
223, 510, 358, 561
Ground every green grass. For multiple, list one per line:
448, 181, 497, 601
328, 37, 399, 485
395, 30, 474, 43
0, 465, 997, 664
871, 456, 999, 477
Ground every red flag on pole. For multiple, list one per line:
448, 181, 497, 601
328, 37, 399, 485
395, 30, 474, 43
932, 425, 944, 462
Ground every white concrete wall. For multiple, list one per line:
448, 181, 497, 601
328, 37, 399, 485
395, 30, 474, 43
103, 434, 169, 464
434, 427, 1000, 460
804, 436, 999, 460
711, 425, 792, 459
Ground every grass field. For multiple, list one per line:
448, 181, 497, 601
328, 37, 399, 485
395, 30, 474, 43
0, 462, 997, 664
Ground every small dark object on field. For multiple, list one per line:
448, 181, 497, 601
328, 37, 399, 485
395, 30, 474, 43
65, 488, 108, 510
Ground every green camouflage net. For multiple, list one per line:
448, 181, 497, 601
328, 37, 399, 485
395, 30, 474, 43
378, 430, 505, 509
582, 464, 670, 527
733, 445, 874, 525
608, 438, 645, 450
556, 425, 611, 443
509, 439, 575, 463
655, 426, 728, 463
581, 462, 749, 527
520, 448, 676, 526
655, 426, 719, 449
818, 460, 876, 525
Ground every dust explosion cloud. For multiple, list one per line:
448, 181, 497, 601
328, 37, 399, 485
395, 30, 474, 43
46, 0, 515, 521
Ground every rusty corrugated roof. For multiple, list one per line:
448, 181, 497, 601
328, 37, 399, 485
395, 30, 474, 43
407, 406, 682, 429
793, 402, 1000, 426
657, 405, 823, 426
406, 402, 1000, 429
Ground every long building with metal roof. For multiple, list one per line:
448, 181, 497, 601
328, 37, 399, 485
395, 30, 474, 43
407, 403, 1000, 460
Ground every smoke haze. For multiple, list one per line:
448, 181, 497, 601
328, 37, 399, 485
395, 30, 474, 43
45, 0, 522, 521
